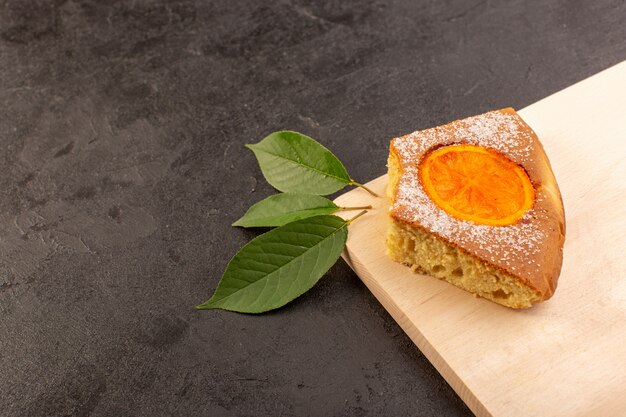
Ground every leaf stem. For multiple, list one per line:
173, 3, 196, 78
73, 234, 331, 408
350, 181, 378, 197
346, 210, 368, 224
340, 205, 372, 211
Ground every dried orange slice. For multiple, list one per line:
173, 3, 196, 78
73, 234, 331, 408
419, 144, 535, 226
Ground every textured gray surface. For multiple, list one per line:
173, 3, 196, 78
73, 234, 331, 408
1, 0, 625, 416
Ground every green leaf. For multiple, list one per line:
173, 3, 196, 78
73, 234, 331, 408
197, 215, 348, 313
232, 193, 340, 228
246, 131, 352, 195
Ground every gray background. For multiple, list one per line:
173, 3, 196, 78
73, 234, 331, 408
1, 0, 624, 416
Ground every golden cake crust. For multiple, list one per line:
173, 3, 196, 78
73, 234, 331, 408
388, 108, 565, 301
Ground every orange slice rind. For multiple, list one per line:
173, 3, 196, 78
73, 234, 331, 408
418, 144, 535, 226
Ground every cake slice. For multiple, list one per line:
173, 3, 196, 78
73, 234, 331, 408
386, 108, 565, 308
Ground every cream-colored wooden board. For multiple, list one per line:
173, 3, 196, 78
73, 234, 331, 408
334, 61, 626, 417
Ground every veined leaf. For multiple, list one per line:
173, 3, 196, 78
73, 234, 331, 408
246, 131, 352, 195
232, 193, 340, 228
197, 215, 348, 313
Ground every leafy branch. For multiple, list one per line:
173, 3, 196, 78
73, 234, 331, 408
197, 131, 375, 313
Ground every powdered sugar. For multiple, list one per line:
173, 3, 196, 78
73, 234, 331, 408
393, 111, 534, 164
391, 111, 547, 276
